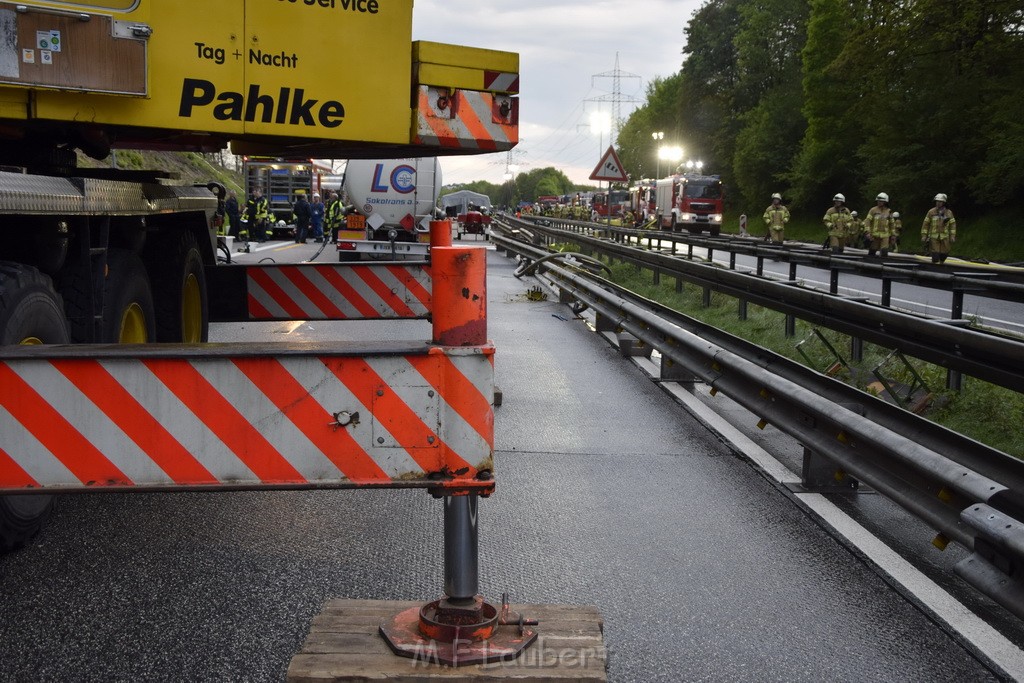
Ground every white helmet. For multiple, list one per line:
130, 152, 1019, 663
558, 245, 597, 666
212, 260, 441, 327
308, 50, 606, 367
851, 211, 858, 217
277, 220, 286, 228
771, 192, 782, 200
934, 193, 947, 202
892, 211, 900, 218
875, 192, 889, 202
833, 193, 845, 202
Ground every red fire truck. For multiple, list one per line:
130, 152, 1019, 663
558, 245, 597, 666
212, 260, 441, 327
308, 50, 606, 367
654, 174, 725, 235
592, 189, 629, 218
629, 180, 657, 224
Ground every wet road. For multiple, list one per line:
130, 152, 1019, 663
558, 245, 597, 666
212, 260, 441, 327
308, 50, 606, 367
0, 241, 1007, 681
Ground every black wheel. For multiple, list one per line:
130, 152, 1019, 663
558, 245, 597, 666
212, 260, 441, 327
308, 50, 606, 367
145, 231, 208, 343
101, 249, 156, 343
0, 262, 69, 345
0, 496, 55, 553
0, 262, 66, 551
710, 226, 721, 237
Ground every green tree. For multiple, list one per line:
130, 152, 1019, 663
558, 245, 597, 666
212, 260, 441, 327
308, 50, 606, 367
789, 0, 866, 208
681, 0, 742, 184
730, 0, 810, 207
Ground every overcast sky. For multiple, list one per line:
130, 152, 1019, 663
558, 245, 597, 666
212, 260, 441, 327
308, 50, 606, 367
411, 1, 704, 187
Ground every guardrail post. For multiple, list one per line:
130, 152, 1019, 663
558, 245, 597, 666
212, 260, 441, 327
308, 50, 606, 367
595, 311, 617, 333
800, 446, 859, 491
850, 337, 863, 362
785, 263, 798, 337
830, 268, 839, 295
660, 354, 699, 391
702, 286, 712, 308
756, 256, 764, 277
947, 289, 965, 391
738, 299, 748, 321
881, 278, 892, 307
729, 252, 737, 270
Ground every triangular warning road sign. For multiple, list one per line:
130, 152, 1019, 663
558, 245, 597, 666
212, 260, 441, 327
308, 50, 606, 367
590, 146, 628, 182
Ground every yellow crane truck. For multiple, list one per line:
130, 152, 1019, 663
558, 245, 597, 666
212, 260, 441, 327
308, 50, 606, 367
0, 0, 518, 548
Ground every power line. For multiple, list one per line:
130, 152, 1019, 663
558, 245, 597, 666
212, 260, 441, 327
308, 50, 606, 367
585, 52, 642, 146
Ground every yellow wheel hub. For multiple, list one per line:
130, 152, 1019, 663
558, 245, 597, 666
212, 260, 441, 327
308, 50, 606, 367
118, 302, 149, 343
19, 336, 44, 345
181, 273, 202, 343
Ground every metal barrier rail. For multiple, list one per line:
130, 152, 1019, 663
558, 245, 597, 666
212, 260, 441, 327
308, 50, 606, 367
490, 228, 1024, 619
515, 213, 1024, 297
494, 216, 1024, 394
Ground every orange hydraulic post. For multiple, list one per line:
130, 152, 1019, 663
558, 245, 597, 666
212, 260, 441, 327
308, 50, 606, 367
430, 241, 486, 346
430, 219, 453, 248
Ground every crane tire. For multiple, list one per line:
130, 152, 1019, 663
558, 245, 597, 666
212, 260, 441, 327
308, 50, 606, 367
145, 230, 208, 343
0, 496, 55, 553
101, 249, 155, 344
0, 262, 68, 345
0, 261, 66, 552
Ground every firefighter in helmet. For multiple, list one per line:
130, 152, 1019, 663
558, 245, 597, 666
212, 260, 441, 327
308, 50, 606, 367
763, 192, 789, 244
848, 211, 860, 247
921, 193, 956, 264
823, 193, 852, 254
891, 211, 902, 252
862, 192, 894, 257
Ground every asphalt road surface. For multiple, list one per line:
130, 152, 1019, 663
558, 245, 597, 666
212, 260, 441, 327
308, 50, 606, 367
0, 240, 1008, 681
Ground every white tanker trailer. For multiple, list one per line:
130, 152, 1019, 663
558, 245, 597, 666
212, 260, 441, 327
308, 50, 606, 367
336, 158, 442, 260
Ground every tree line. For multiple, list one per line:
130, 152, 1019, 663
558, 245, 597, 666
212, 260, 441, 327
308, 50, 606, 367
442, 167, 585, 208
616, 0, 1023, 220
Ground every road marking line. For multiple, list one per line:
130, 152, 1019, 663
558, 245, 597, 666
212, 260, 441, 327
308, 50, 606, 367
652, 365, 1024, 680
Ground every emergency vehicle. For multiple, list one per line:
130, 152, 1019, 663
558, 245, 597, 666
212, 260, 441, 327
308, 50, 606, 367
655, 173, 725, 234
335, 157, 441, 260
243, 157, 330, 234
592, 189, 629, 218
629, 180, 657, 223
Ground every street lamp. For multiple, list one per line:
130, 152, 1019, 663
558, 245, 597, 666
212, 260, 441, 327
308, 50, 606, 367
651, 131, 664, 178
659, 145, 684, 175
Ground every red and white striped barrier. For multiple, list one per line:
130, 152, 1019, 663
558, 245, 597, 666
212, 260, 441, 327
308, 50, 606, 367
0, 344, 493, 494
245, 263, 432, 321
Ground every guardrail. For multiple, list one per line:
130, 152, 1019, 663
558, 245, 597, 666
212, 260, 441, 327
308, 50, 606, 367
494, 215, 1024, 395
490, 225, 1024, 621
517, 213, 1024, 296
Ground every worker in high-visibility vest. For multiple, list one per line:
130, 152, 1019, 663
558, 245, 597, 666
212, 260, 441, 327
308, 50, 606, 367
862, 192, 894, 258
763, 193, 789, 244
324, 190, 343, 243
921, 193, 956, 264
245, 187, 271, 243
823, 193, 853, 254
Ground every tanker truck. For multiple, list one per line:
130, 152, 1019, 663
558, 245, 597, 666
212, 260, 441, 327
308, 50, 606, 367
335, 158, 442, 261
